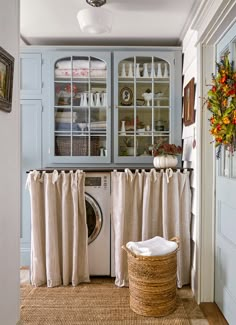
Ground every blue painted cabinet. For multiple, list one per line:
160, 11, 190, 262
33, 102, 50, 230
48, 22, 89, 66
20, 53, 42, 99
20, 100, 42, 266
20, 51, 43, 266
20, 50, 43, 265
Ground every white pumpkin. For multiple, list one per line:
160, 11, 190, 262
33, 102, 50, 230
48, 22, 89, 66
153, 155, 178, 168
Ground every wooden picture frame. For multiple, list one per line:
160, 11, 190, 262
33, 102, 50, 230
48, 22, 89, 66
0, 47, 14, 112
183, 78, 195, 126
120, 86, 133, 106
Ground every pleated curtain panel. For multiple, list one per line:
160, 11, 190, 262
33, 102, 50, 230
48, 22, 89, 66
111, 168, 191, 288
27, 170, 90, 287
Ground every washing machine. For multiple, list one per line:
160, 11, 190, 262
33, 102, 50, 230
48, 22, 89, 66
85, 172, 111, 275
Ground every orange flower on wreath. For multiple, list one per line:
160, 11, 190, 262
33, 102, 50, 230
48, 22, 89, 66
223, 116, 230, 124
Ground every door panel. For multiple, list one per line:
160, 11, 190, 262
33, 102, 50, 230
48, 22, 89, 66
215, 159, 236, 324
218, 201, 236, 245
215, 22, 236, 324
215, 239, 236, 323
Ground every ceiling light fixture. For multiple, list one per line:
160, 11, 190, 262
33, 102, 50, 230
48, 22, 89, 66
77, 0, 112, 35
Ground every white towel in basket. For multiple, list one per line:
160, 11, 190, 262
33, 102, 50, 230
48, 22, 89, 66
126, 236, 178, 256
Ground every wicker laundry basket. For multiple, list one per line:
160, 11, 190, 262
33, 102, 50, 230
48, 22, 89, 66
122, 237, 179, 317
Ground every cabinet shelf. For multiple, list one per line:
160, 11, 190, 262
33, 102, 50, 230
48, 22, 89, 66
54, 105, 72, 109
153, 80, 169, 84
118, 77, 169, 81
55, 106, 107, 111
118, 105, 134, 108
70, 105, 107, 109
54, 132, 107, 136
119, 131, 169, 136
54, 131, 72, 134
118, 80, 135, 84
136, 105, 169, 109
55, 77, 107, 82
118, 105, 169, 109
119, 134, 151, 137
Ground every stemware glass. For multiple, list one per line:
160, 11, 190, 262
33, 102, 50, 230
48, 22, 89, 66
78, 122, 87, 135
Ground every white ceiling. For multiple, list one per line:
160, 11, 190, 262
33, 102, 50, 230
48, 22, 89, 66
20, 0, 199, 46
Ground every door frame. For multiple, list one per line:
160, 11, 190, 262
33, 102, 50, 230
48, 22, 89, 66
191, 0, 236, 303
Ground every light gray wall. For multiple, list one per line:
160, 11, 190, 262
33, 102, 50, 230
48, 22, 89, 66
181, 28, 199, 298
0, 0, 20, 324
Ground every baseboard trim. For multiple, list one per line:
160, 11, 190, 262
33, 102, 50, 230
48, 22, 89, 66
20, 248, 30, 267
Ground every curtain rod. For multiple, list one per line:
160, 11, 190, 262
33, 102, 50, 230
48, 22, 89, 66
26, 168, 193, 173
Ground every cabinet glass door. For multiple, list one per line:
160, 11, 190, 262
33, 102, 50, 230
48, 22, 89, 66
52, 53, 110, 163
114, 53, 175, 163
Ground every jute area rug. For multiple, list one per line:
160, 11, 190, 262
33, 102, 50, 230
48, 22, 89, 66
20, 277, 208, 325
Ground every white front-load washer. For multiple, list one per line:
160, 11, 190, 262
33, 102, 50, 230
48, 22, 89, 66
85, 172, 111, 276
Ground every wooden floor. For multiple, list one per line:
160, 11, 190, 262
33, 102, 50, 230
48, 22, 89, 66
200, 303, 229, 324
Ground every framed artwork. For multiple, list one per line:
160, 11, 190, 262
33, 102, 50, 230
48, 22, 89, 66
183, 77, 195, 126
0, 47, 14, 112
120, 86, 133, 106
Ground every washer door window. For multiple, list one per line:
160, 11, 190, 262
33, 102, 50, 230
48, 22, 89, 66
85, 193, 102, 244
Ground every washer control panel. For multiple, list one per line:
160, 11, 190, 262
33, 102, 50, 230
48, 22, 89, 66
85, 173, 109, 191
85, 177, 102, 187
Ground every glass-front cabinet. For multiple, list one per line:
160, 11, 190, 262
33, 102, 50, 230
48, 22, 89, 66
47, 52, 111, 164
113, 51, 181, 164
43, 49, 181, 166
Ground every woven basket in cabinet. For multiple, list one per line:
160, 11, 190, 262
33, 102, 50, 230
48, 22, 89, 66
55, 136, 99, 156
122, 237, 180, 317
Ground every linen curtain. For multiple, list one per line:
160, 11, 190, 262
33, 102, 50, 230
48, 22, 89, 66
111, 168, 191, 288
27, 170, 90, 287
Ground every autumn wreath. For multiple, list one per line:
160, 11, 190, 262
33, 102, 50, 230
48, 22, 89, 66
207, 53, 236, 157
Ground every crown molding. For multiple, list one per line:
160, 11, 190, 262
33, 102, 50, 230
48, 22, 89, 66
20, 34, 31, 46
178, 0, 203, 43
191, 0, 223, 31
202, 0, 236, 44
190, 0, 236, 44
